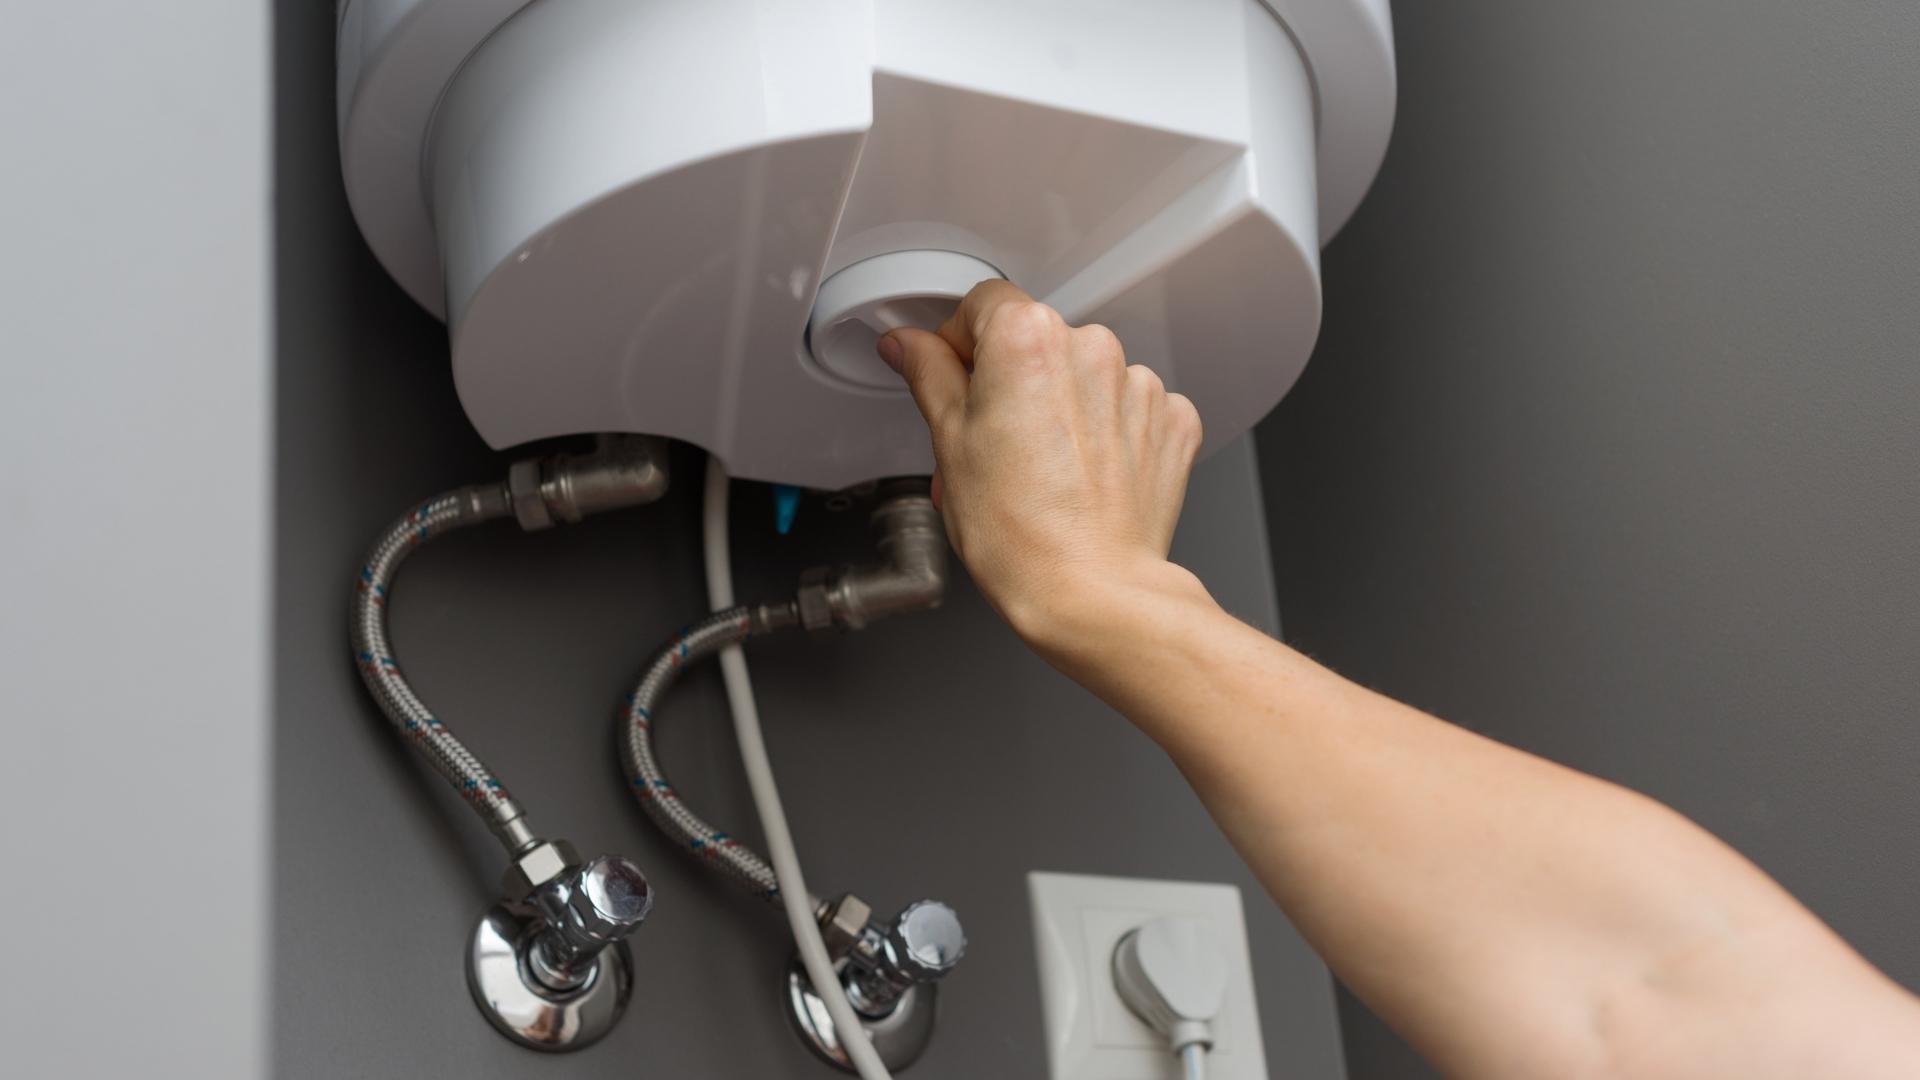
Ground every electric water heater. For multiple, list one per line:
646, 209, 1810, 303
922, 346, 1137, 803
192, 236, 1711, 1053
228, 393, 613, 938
338, 0, 1395, 489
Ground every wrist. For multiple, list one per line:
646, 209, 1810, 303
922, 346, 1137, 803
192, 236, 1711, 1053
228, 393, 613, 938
1006, 557, 1217, 662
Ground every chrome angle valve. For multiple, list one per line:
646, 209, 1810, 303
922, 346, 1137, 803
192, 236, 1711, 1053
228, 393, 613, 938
789, 894, 968, 1071
468, 839, 654, 1051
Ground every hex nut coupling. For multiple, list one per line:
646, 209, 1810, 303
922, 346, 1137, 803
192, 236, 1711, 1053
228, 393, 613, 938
799, 479, 948, 631
510, 434, 670, 531
502, 839, 583, 902
818, 893, 876, 960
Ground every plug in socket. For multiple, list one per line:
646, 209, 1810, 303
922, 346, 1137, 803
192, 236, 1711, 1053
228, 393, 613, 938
1028, 872, 1269, 1080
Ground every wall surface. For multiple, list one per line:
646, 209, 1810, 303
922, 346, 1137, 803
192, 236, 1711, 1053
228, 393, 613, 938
272, 2, 1341, 1077
0, 3, 272, 1078
1256, 2, 1920, 1076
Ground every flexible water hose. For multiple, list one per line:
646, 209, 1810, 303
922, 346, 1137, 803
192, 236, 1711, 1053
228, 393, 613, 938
619, 590, 903, 1076
350, 483, 535, 853
619, 607, 789, 901
613, 462, 910, 1076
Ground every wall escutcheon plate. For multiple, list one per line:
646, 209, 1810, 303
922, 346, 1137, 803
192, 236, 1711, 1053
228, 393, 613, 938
467, 904, 633, 1052
786, 956, 939, 1072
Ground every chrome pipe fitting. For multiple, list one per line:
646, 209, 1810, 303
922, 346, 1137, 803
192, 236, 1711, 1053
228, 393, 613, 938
509, 433, 669, 531
817, 893, 876, 960
842, 899, 967, 1017
798, 479, 947, 632
471, 841, 652, 1050
789, 895, 967, 1071
500, 838, 582, 900
526, 854, 654, 992
750, 599, 803, 634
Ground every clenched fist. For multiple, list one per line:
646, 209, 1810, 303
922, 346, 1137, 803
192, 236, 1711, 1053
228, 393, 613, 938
879, 281, 1205, 646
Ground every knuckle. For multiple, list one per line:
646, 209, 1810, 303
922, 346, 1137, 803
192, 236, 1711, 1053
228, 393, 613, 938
1078, 324, 1129, 376
1075, 322, 1123, 356
971, 279, 1027, 307
1125, 362, 1165, 395
1168, 393, 1204, 444
982, 301, 1067, 356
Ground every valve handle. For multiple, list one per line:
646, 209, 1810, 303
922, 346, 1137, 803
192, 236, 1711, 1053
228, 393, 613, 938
888, 899, 966, 982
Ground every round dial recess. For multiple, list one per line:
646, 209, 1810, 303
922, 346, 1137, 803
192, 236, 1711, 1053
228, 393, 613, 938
807, 251, 1004, 392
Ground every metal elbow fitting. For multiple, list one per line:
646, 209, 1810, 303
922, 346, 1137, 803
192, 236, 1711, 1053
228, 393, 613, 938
798, 479, 947, 631
509, 433, 669, 531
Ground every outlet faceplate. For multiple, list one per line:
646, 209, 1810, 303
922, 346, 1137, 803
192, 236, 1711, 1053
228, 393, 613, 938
1028, 872, 1269, 1080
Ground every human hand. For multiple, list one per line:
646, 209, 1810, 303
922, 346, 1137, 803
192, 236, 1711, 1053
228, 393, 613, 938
878, 281, 1206, 644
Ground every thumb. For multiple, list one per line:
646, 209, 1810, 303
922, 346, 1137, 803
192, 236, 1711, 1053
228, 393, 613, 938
880, 327, 969, 429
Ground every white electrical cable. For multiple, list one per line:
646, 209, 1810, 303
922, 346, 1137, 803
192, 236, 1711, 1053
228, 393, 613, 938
1180, 1042, 1209, 1080
702, 457, 894, 1080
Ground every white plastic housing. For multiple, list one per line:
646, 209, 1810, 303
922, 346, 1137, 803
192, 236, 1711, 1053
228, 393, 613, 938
338, 0, 1395, 489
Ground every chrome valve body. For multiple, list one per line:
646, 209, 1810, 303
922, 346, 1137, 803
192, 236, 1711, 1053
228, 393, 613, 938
469, 843, 652, 1051
844, 900, 968, 1017
789, 895, 968, 1071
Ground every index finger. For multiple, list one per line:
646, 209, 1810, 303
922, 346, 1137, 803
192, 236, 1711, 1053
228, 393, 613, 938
935, 279, 1036, 364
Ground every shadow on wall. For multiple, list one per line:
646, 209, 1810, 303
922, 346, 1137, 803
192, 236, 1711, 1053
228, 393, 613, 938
1257, 2, 1920, 1078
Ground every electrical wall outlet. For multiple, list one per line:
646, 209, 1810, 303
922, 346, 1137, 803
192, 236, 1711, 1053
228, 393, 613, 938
1028, 872, 1269, 1080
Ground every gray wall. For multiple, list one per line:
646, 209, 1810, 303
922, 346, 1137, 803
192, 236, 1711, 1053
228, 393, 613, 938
1256, 2, 1920, 1076
272, 2, 1340, 1076
0, 3, 272, 1078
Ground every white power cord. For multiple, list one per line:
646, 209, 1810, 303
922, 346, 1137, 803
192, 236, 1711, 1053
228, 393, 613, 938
1180, 1043, 1209, 1080
702, 457, 895, 1080
1113, 917, 1229, 1080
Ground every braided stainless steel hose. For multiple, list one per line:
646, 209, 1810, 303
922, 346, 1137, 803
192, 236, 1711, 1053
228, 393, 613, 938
621, 480, 946, 906
348, 436, 668, 859
620, 604, 804, 902
351, 483, 538, 853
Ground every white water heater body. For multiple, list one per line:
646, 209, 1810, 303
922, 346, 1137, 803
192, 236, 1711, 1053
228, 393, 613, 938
338, 0, 1395, 490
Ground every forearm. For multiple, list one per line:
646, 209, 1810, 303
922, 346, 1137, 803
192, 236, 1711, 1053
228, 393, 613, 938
879, 282, 1918, 1074
1021, 561, 1914, 1078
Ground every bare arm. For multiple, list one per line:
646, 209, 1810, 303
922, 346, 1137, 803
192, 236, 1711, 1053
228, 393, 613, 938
879, 282, 1920, 1079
